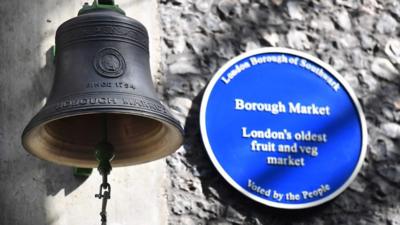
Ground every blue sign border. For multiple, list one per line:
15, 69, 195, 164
199, 48, 368, 209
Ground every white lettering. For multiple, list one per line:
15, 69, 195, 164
288, 102, 331, 115
220, 62, 251, 84
235, 99, 286, 115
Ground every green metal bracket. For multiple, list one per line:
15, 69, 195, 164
73, 167, 93, 177
78, 0, 125, 15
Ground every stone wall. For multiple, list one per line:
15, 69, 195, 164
160, 0, 400, 224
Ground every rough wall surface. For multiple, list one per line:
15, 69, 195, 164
160, 0, 400, 224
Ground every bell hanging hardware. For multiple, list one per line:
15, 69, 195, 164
21, 0, 184, 224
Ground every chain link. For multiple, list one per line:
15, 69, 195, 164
95, 115, 114, 225
95, 174, 111, 225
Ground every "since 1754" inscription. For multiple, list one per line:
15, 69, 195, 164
86, 81, 136, 90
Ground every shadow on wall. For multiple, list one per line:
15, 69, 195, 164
0, 1, 87, 224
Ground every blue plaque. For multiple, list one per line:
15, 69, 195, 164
200, 48, 367, 209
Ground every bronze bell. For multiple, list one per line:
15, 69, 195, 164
22, 0, 183, 168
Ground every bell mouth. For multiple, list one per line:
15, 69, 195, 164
22, 112, 183, 168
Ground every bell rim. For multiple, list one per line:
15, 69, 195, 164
22, 108, 184, 168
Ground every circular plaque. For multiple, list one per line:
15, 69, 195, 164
94, 48, 126, 78
200, 48, 367, 209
